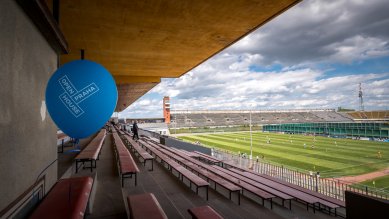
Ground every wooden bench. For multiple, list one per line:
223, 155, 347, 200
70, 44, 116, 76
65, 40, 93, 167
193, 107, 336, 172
245, 169, 341, 214
127, 193, 167, 219
147, 142, 242, 204
193, 151, 222, 164
177, 149, 201, 158
124, 135, 154, 171
29, 176, 93, 219
147, 141, 277, 207
211, 165, 292, 209
138, 140, 209, 199
226, 167, 322, 212
188, 206, 223, 219
75, 130, 106, 173
112, 133, 140, 187
226, 164, 343, 216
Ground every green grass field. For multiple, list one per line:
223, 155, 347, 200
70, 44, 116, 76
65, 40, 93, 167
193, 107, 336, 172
177, 131, 389, 178
352, 175, 389, 197
359, 175, 389, 193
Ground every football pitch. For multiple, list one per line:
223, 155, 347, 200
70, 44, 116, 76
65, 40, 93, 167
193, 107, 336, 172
177, 131, 389, 178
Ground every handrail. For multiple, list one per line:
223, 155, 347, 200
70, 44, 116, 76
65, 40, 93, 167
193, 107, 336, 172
0, 175, 46, 218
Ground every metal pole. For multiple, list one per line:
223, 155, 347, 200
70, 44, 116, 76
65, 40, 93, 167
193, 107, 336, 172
250, 109, 253, 159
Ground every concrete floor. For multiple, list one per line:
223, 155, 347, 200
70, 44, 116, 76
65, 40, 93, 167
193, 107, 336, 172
58, 133, 341, 219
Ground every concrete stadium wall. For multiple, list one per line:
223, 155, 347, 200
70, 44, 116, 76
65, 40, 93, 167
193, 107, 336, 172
162, 137, 212, 155
139, 129, 161, 139
0, 0, 58, 212
140, 129, 211, 154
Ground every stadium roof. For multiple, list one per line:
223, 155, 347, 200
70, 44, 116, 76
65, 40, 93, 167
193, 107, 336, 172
58, 0, 301, 111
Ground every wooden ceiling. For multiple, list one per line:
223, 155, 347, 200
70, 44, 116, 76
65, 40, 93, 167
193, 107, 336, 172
58, 0, 301, 112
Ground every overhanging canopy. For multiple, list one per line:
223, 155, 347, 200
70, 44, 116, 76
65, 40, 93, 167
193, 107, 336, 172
59, 0, 301, 111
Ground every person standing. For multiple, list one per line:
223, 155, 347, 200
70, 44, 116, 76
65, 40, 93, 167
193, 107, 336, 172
132, 121, 139, 140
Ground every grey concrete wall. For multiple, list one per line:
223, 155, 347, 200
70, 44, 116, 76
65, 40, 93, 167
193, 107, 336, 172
0, 0, 58, 211
163, 137, 212, 155
139, 128, 162, 139
140, 129, 211, 154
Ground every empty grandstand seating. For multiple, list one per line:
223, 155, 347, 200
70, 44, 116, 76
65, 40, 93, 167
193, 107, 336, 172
124, 134, 155, 171
347, 111, 389, 120
138, 140, 210, 200
223, 162, 343, 216
142, 139, 346, 214
169, 110, 353, 128
142, 140, 275, 206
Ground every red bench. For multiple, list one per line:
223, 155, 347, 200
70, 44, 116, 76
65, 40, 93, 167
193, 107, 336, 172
138, 140, 209, 200
226, 164, 342, 215
112, 133, 140, 187
223, 166, 325, 212
212, 165, 298, 210
119, 155, 140, 186
75, 129, 106, 173
29, 176, 93, 219
193, 151, 222, 164
124, 135, 154, 171
127, 193, 167, 219
188, 206, 223, 219
147, 141, 276, 207
147, 142, 242, 204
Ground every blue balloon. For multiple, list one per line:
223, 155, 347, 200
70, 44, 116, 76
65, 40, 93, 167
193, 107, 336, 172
46, 60, 117, 139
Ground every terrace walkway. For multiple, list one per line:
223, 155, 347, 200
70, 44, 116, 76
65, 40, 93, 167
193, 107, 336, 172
58, 133, 336, 219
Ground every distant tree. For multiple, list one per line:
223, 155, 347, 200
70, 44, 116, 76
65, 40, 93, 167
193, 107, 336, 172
337, 107, 355, 112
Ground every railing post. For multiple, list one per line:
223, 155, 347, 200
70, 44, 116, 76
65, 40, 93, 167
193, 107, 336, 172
281, 165, 284, 180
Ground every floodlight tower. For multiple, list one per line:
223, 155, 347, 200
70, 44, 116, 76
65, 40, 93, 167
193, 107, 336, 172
163, 96, 171, 124
358, 83, 365, 111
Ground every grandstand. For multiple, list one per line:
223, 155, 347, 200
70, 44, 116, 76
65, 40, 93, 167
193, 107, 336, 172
169, 109, 353, 128
346, 111, 389, 121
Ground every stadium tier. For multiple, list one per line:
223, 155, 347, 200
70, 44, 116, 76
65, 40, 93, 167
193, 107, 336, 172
169, 109, 353, 128
346, 111, 389, 121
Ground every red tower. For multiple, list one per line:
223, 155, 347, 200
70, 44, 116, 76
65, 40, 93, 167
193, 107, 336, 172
163, 96, 171, 124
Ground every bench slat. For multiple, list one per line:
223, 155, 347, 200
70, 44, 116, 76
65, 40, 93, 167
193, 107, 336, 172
188, 206, 223, 219
236, 166, 344, 208
153, 142, 276, 200
127, 193, 167, 219
30, 176, 93, 219
228, 167, 319, 204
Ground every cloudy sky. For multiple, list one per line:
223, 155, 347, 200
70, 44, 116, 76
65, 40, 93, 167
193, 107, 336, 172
120, 0, 389, 118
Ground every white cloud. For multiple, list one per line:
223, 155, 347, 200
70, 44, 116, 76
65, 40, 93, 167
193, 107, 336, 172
227, 0, 389, 66
120, 0, 389, 118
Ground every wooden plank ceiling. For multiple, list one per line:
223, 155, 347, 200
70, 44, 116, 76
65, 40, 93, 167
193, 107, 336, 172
59, 0, 300, 112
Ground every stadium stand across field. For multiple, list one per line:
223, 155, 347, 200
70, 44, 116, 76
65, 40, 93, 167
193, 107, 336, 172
346, 111, 389, 121
169, 109, 353, 128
